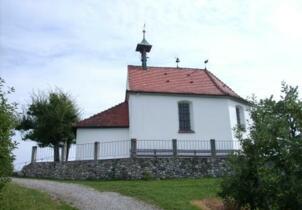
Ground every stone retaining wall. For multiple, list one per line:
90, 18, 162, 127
21, 157, 227, 180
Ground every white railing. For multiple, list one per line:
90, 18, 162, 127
30, 139, 241, 163
136, 139, 173, 156
36, 147, 55, 162
75, 143, 95, 160
99, 140, 131, 159
177, 139, 211, 156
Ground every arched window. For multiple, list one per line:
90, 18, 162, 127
236, 105, 246, 130
178, 101, 192, 132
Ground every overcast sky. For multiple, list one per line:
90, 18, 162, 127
1, 0, 301, 169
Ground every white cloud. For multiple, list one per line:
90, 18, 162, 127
269, 0, 302, 40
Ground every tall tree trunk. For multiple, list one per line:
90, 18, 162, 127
66, 142, 70, 161
53, 144, 60, 162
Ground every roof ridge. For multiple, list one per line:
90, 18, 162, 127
128, 65, 206, 71
80, 101, 127, 122
206, 70, 240, 97
204, 69, 226, 95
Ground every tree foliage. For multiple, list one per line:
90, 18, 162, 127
220, 83, 302, 210
0, 78, 16, 191
18, 90, 79, 162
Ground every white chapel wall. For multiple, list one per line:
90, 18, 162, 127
128, 93, 234, 141
76, 128, 130, 160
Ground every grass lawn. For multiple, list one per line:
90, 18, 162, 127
73, 178, 221, 210
0, 182, 77, 210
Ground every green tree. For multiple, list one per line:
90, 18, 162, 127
0, 78, 17, 191
220, 82, 302, 210
18, 90, 80, 162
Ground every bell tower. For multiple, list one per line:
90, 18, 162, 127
136, 25, 152, 69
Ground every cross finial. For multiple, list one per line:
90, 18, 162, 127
176, 57, 180, 68
143, 24, 146, 40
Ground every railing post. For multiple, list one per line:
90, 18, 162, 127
172, 139, 177, 157
131, 138, 137, 158
31, 146, 37, 163
210, 139, 216, 157
94, 141, 100, 161
61, 143, 67, 162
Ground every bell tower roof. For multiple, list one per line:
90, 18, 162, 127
135, 25, 152, 69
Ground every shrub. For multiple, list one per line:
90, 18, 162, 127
220, 83, 302, 210
0, 78, 17, 192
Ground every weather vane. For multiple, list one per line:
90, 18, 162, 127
204, 59, 208, 70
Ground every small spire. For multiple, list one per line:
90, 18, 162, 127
136, 24, 152, 70
176, 57, 180, 68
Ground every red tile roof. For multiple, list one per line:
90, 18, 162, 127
127, 65, 241, 98
76, 65, 245, 128
76, 101, 129, 128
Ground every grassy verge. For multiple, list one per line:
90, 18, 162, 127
0, 182, 77, 210
73, 178, 221, 210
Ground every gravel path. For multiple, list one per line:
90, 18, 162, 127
12, 178, 161, 210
